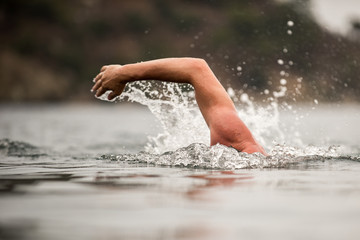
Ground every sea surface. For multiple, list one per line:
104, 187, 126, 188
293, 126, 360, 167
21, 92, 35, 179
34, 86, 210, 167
0, 100, 360, 240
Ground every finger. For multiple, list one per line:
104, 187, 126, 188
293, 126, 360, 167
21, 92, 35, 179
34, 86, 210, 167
91, 79, 103, 92
101, 65, 108, 72
107, 91, 119, 101
93, 72, 104, 83
108, 83, 126, 100
96, 86, 107, 97
118, 83, 126, 94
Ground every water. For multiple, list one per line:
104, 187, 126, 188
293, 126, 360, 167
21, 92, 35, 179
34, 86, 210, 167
1, 86, 360, 239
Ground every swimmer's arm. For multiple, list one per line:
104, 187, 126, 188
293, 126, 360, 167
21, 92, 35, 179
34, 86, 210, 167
92, 58, 235, 125
92, 58, 266, 154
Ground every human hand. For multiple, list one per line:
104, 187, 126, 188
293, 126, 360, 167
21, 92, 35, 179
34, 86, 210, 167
91, 65, 127, 101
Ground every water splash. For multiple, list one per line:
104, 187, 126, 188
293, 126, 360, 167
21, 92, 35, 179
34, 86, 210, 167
100, 143, 347, 169
97, 82, 209, 154
95, 80, 349, 169
97, 80, 295, 152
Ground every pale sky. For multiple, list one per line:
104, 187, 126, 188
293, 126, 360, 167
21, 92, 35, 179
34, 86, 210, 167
310, 0, 360, 35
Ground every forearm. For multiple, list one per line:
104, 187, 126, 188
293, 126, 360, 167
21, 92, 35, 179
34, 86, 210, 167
121, 57, 206, 84
123, 58, 235, 121
93, 57, 236, 125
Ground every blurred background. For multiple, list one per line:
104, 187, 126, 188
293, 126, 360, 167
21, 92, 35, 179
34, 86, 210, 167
0, 0, 359, 103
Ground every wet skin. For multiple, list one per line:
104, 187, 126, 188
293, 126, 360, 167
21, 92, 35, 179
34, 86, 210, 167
91, 57, 266, 155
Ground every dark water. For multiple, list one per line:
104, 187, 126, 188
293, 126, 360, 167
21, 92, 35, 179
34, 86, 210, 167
0, 103, 360, 240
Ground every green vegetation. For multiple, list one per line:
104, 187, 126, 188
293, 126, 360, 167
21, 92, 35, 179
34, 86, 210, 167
0, 0, 359, 102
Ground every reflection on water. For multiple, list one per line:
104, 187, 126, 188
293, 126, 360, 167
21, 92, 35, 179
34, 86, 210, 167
186, 171, 254, 201
0, 104, 360, 240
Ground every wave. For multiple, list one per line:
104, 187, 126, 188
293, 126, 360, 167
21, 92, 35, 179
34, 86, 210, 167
99, 143, 360, 169
1, 138, 358, 169
0, 138, 47, 158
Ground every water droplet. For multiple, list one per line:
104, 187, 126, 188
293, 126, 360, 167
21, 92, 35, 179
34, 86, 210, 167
280, 79, 287, 85
277, 59, 284, 65
314, 99, 319, 104
236, 66, 242, 71
287, 30, 293, 35
264, 89, 270, 95
280, 71, 286, 76
287, 20, 294, 27
289, 60, 294, 65
240, 93, 249, 102
283, 48, 288, 53
227, 87, 235, 97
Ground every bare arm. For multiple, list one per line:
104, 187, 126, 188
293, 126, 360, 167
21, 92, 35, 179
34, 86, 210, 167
92, 57, 266, 154
92, 58, 234, 124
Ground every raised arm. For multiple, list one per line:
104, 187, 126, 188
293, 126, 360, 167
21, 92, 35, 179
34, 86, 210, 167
91, 58, 266, 155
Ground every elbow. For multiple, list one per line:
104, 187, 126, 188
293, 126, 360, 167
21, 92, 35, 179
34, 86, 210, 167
185, 58, 211, 82
189, 58, 208, 71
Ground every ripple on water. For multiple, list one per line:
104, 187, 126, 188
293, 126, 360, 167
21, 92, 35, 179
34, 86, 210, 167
0, 138, 47, 158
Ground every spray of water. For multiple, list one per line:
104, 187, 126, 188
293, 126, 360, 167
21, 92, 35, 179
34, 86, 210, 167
96, 79, 344, 169
98, 81, 209, 154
